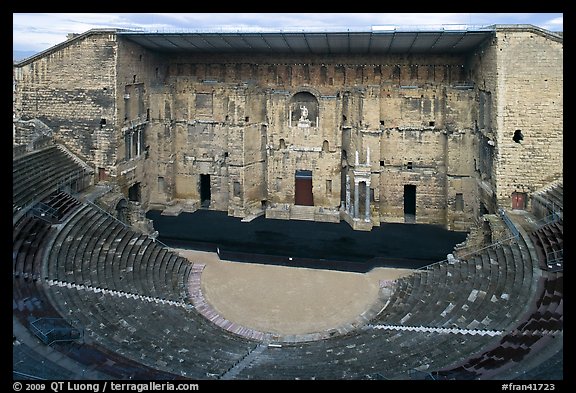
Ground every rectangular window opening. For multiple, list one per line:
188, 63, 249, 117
455, 193, 464, 211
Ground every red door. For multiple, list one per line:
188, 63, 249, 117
512, 192, 526, 210
295, 170, 313, 206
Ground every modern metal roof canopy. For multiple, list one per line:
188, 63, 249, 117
118, 26, 496, 54
15, 24, 559, 67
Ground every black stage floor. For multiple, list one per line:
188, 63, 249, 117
146, 210, 468, 273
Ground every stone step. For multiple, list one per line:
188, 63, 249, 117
220, 342, 269, 380
289, 205, 315, 221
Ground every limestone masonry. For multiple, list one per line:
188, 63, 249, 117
13, 25, 563, 231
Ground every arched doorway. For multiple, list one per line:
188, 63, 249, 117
115, 199, 128, 224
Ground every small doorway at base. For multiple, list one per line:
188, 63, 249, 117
200, 174, 211, 208
404, 184, 416, 223
128, 182, 141, 202
512, 192, 527, 210
295, 170, 313, 206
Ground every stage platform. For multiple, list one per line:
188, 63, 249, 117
146, 209, 468, 273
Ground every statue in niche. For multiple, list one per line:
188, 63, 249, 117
297, 104, 311, 128
299, 104, 309, 121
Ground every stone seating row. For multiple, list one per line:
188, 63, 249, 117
37, 190, 83, 222
374, 239, 534, 334
13, 146, 89, 211
15, 196, 254, 378
14, 266, 190, 379
13, 340, 77, 380
47, 283, 255, 379
13, 216, 53, 280
529, 220, 563, 271
47, 204, 193, 301
435, 271, 563, 380
13, 197, 203, 379
235, 327, 496, 380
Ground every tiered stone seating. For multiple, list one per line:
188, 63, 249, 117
53, 341, 182, 380
234, 327, 497, 380
372, 240, 534, 334
13, 341, 77, 380
514, 349, 563, 380
542, 183, 562, 208
233, 236, 541, 380
13, 204, 203, 379
47, 204, 188, 301
31, 190, 83, 223
12, 145, 91, 214
531, 182, 563, 221
435, 272, 563, 380
12, 146, 562, 379
234, 217, 555, 380
25, 200, 254, 378
47, 285, 255, 379
517, 274, 563, 335
13, 215, 54, 280
529, 220, 563, 271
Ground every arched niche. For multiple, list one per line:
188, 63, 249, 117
289, 91, 319, 127
115, 198, 128, 224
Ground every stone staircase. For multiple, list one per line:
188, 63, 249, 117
219, 342, 269, 380
289, 205, 316, 221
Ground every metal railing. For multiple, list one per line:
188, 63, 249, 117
416, 233, 518, 271
498, 208, 520, 240
534, 211, 562, 229
29, 318, 83, 346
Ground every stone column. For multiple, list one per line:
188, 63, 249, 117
365, 182, 370, 221
354, 180, 359, 219
345, 173, 351, 214
127, 131, 134, 158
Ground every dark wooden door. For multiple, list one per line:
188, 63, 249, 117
512, 192, 526, 210
295, 170, 313, 206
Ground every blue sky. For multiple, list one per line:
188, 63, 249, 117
13, 13, 563, 58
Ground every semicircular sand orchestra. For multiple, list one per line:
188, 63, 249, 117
177, 249, 414, 336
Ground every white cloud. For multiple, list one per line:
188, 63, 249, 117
542, 16, 563, 31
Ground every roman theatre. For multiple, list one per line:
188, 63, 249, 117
12, 24, 563, 380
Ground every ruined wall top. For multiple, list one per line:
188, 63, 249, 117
14, 28, 119, 66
